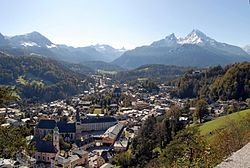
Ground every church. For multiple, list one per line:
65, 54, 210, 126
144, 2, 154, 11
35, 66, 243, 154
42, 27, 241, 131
34, 112, 118, 164
35, 114, 118, 142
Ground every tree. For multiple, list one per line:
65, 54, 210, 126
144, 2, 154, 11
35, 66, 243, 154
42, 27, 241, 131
0, 86, 19, 107
43, 133, 53, 141
194, 98, 208, 123
111, 147, 133, 168
160, 127, 214, 168
0, 126, 28, 158
246, 98, 250, 107
167, 104, 182, 137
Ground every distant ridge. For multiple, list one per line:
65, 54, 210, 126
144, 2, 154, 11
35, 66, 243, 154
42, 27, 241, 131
112, 29, 250, 68
0, 32, 126, 63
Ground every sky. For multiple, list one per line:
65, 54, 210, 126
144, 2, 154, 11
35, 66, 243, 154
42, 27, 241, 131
1, 0, 250, 49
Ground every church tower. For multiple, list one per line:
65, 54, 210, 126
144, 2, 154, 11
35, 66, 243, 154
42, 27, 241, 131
53, 126, 60, 152
75, 108, 82, 140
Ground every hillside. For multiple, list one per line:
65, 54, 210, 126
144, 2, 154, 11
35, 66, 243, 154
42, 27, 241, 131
199, 109, 250, 141
81, 61, 124, 71
169, 62, 250, 101
112, 30, 250, 68
115, 64, 190, 82
0, 52, 91, 102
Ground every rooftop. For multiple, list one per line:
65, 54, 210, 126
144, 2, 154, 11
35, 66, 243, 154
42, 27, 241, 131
36, 140, 58, 153
36, 120, 75, 133
81, 116, 117, 124
102, 123, 124, 140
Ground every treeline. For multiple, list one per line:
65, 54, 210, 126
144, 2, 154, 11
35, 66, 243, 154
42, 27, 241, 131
115, 64, 190, 83
0, 53, 91, 102
169, 62, 250, 101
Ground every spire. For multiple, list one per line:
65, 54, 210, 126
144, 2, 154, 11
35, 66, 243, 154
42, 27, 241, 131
76, 108, 80, 122
53, 125, 59, 134
53, 124, 60, 152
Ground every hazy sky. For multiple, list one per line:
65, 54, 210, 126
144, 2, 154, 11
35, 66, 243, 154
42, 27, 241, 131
1, 0, 250, 49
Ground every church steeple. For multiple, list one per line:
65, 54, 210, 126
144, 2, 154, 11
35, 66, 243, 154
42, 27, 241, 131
75, 108, 81, 140
76, 108, 80, 122
53, 126, 60, 152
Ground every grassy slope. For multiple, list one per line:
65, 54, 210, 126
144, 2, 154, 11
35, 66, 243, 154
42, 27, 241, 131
199, 109, 250, 140
94, 108, 103, 114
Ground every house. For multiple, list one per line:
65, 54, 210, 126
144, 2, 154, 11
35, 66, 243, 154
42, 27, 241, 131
113, 88, 122, 98
108, 104, 118, 114
100, 163, 114, 168
88, 153, 105, 168
113, 138, 129, 152
0, 108, 6, 117
52, 149, 88, 168
6, 118, 20, 127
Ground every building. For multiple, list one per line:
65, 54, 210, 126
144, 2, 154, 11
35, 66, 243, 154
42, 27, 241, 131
88, 154, 106, 168
76, 116, 117, 140
100, 163, 114, 168
35, 120, 76, 142
113, 87, 122, 98
101, 123, 124, 145
113, 139, 129, 152
35, 127, 59, 163
52, 149, 88, 168
35, 115, 118, 142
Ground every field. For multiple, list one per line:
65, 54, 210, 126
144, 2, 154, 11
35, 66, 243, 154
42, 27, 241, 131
97, 70, 117, 75
199, 109, 250, 140
16, 76, 29, 85
137, 77, 148, 81
94, 108, 103, 114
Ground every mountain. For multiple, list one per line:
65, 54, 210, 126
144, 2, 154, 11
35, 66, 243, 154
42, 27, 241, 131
112, 29, 250, 68
0, 33, 9, 46
243, 45, 250, 54
89, 44, 126, 62
0, 32, 125, 64
9, 31, 53, 47
0, 52, 92, 102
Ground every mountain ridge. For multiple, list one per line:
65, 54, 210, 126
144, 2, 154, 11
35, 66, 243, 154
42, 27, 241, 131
243, 44, 250, 54
0, 32, 126, 63
112, 29, 250, 68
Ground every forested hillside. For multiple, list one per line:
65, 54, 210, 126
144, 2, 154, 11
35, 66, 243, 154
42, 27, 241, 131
169, 62, 250, 101
0, 53, 91, 102
115, 64, 190, 83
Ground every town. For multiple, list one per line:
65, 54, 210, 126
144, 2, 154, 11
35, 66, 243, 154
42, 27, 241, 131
0, 73, 249, 168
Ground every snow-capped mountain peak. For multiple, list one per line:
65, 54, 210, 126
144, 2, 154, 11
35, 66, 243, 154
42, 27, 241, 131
0, 33, 9, 46
243, 44, 250, 54
165, 33, 177, 41
151, 30, 218, 47
178, 29, 216, 45
151, 33, 179, 47
10, 31, 53, 47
